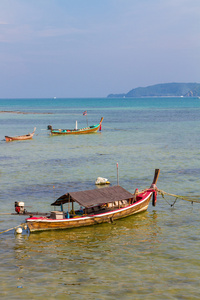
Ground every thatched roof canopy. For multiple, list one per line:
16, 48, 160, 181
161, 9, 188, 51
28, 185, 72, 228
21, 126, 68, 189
51, 185, 134, 208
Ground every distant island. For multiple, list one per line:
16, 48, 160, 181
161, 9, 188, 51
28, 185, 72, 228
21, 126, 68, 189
107, 82, 200, 98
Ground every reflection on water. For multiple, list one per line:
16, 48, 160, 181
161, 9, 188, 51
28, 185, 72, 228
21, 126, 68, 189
1, 203, 200, 299
25, 211, 160, 246
3, 209, 198, 300
7, 212, 162, 299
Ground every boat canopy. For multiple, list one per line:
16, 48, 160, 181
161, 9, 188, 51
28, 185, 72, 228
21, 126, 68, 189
51, 185, 134, 208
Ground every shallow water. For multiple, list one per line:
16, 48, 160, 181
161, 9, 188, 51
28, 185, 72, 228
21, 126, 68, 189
0, 97, 200, 299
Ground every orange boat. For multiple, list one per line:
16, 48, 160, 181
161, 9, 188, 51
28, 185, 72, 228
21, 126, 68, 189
26, 169, 160, 233
5, 127, 36, 142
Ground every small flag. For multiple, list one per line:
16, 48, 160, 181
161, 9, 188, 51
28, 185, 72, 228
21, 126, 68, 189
83, 111, 87, 116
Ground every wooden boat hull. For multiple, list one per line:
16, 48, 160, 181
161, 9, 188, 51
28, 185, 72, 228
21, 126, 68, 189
5, 127, 36, 142
26, 191, 152, 232
5, 135, 33, 142
49, 117, 103, 135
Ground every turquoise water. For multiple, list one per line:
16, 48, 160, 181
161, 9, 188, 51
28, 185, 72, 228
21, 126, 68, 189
0, 97, 200, 299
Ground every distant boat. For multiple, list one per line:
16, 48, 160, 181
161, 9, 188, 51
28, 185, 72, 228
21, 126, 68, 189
5, 127, 36, 142
25, 169, 160, 233
47, 117, 103, 135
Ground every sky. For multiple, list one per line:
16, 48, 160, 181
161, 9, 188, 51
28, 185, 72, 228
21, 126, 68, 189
0, 0, 200, 98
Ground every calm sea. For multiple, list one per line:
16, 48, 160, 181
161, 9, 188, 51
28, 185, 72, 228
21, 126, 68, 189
0, 97, 200, 299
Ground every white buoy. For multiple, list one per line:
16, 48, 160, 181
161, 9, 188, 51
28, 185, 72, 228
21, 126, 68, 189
15, 227, 22, 234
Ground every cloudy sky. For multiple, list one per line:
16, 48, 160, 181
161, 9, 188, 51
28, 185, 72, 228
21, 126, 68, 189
0, 0, 200, 98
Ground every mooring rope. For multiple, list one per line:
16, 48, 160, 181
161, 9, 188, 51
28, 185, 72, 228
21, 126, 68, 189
157, 188, 200, 204
0, 223, 26, 235
137, 187, 200, 207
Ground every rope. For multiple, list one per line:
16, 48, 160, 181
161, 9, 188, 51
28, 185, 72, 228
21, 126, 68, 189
138, 187, 200, 207
157, 188, 200, 204
0, 223, 26, 235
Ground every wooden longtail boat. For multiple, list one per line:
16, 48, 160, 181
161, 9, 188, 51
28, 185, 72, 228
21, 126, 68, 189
5, 127, 36, 142
47, 117, 103, 135
26, 169, 160, 233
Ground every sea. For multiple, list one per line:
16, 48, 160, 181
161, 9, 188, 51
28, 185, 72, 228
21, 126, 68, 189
0, 97, 200, 299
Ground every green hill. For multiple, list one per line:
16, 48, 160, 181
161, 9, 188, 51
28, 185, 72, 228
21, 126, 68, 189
107, 82, 200, 98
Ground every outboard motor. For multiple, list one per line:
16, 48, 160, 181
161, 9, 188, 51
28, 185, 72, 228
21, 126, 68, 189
47, 125, 52, 130
15, 201, 25, 214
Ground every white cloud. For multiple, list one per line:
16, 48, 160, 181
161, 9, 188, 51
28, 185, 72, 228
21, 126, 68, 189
0, 24, 33, 43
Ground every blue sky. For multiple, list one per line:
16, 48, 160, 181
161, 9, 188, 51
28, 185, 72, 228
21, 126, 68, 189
0, 0, 200, 97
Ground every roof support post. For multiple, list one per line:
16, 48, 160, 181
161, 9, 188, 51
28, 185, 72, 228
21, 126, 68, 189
68, 195, 70, 213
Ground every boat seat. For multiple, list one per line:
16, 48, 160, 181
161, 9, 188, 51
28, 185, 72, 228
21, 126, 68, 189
121, 200, 128, 206
93, 206, 99, 212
